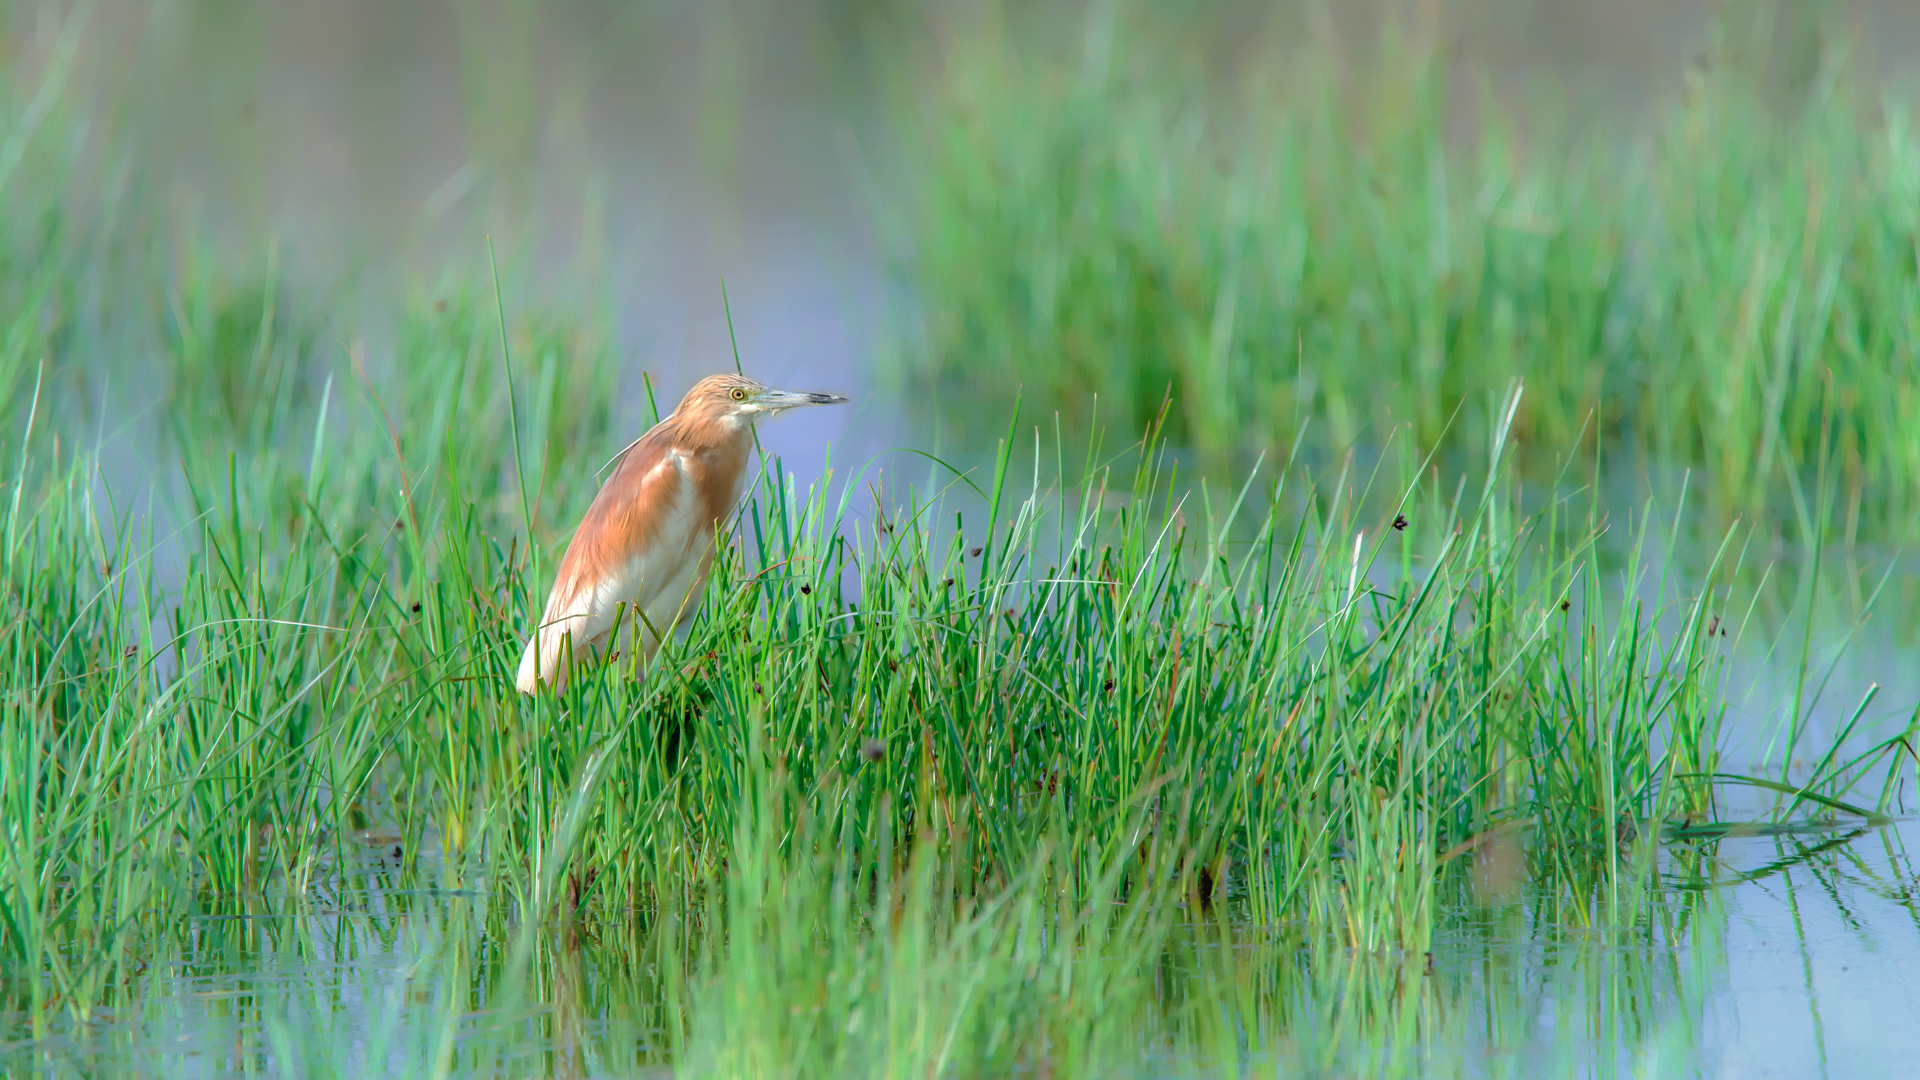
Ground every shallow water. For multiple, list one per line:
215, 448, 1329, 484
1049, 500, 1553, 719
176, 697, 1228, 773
9, 2, 1920, 1074
6, 820, 1920, 1076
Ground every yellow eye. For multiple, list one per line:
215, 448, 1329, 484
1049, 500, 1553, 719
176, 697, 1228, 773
730, 387, 748, 402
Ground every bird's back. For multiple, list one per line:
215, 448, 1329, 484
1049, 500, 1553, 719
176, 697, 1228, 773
515, 417, 753, 693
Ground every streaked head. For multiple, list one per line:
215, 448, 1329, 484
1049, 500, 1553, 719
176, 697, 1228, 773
675, 373, 849, 433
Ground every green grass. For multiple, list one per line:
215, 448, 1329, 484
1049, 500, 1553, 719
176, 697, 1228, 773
887, 5, 1920, 534
0, 166, 1908, 1080
2, 261, 1904, 1072
1, 9, 1915, 1074
2, 840, 1730, 1078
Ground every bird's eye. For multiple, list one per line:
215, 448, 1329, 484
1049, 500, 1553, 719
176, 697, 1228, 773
730, 387, 748, 402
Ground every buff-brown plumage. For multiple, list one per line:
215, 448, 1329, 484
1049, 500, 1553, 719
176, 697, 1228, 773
516, 373, 847, 693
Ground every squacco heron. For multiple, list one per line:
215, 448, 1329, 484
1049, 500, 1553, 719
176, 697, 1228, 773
515, 373, 848, 694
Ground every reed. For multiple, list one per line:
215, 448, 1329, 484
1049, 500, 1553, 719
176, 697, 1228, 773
885, 5, 1920, 534
5, 298, 1894, 1042
0, 8, 1910, 1069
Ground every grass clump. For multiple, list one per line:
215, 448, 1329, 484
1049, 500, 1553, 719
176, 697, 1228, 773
6, 273, 1895, 1072
892, 6, 1920, 531
0, 16, 1908, 1068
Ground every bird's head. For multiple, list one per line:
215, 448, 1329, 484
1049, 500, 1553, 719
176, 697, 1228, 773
677, 373, 850, 433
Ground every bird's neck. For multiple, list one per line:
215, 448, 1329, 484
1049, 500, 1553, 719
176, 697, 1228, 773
682, 422, 755, 523
657, 403, 752, 451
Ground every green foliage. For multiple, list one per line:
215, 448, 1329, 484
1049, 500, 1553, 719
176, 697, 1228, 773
0, 7, 1907, 1070
894, 12, 1920, 530
5, 289, 1874, 1065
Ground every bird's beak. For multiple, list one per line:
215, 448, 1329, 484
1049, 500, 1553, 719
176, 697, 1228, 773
754, 388, 850, 414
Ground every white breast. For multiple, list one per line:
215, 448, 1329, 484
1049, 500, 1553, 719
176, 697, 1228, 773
588, 451, 716, 661
516, 444, 738, 693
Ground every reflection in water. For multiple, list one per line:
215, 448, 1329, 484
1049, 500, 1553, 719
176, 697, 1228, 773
6, 821, 1919, 1076
6, 2, 1920, 1075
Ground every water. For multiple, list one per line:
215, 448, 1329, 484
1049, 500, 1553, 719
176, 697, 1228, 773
6, 821, 1919, 1076
1708, 825, 1920, 1076
9, 0, 1920, 1073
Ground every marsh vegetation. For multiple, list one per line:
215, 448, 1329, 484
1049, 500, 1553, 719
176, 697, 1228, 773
2, 1, 1918, 1076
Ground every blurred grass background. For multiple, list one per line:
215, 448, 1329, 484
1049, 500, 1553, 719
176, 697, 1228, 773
2, 1, 1918, 1074
4, 0, 1918, 538
887, 1, 1920, 537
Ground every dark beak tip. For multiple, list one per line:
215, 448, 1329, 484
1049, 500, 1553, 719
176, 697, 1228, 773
811, 392, 850, 405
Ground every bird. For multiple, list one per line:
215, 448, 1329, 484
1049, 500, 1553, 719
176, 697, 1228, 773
515, 373, 849, 694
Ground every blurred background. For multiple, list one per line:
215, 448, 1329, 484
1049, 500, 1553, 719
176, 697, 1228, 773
9, 0, 1919, 486
4, 0, 1919, 628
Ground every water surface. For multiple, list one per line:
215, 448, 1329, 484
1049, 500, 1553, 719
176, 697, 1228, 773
7, 2, 1920, 1074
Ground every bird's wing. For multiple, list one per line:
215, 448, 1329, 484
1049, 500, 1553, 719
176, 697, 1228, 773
516, 433, 698, 692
